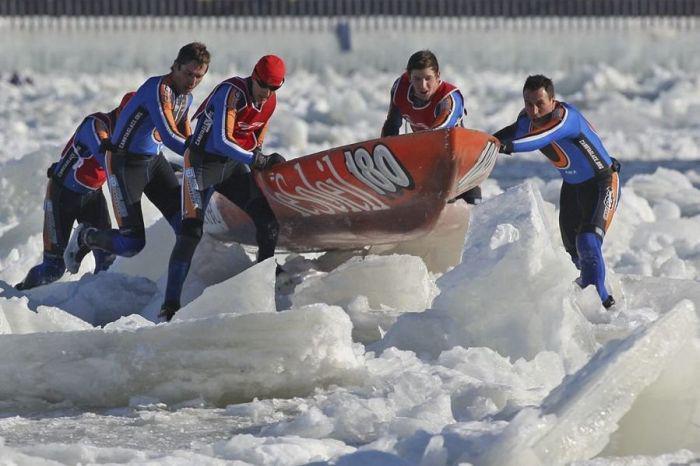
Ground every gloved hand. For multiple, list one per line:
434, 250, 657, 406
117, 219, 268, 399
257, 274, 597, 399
252, 149, 286, 169
267, 152, 286, 167
497, 139, 513, 155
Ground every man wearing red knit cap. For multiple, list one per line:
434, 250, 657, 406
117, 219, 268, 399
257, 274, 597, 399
159, 54, 287, 321
252, 54, 285, 103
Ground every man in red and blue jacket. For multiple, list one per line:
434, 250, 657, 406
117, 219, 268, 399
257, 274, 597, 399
381, 50, 480, 204
15, 92, 134, 290
159, 54, 286, 321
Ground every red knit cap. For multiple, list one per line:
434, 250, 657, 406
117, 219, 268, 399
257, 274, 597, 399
253, 55, 286, 87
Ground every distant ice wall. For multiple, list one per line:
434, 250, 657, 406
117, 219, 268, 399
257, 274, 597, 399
3, 17, 700, 74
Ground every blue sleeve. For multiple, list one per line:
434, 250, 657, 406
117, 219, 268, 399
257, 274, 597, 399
433, 91, 464, 129
71, 117, 108, 169
77, 118, 103, 157
381, 103, 403, 137
511, 106, 579, 153
494, 112, 527, 140
381, 78, 403, 137
208, 85, 255, 164
143, 78, 188, 155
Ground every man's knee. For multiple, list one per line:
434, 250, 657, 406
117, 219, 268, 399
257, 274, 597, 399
579, 223, 605, 241
170, 219, 204, 263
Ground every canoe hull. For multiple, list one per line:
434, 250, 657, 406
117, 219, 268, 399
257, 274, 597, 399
204, 127, 499, 251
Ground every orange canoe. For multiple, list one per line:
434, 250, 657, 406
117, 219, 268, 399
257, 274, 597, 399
204, 127, 499, 251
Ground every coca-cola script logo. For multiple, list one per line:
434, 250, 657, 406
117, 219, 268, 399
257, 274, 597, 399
262, 144, 413, 217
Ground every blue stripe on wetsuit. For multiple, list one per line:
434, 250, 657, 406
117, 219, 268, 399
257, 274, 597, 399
192, 83, 255, 165
508, 102, 613, 184
112, 76, 192, 156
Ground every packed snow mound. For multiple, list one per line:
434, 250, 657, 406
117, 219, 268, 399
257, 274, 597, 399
379, 183, 598, 369
291, 254, 437, 312
0, 436, 243, 465
476, 300, 699, 466
0, 433, 356, 465
209, 433, 354, 465
174, 257, 277, 321
626, 167, 700, 216
608, 169, 700, 280
14, 272, 158, 327
0, 149, 57, 285
0, 290, 92, 334
620, 274, 700, 315
289, 254, 438, 345
0, 305, 363, 409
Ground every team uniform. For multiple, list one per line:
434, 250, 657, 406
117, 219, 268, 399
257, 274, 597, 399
78, 75, 193, 259
161, 65, 283, 319
495, 101, 620, 305
16, 112, 118, 290
381, 72, 480, 204
382, 72, 465, 136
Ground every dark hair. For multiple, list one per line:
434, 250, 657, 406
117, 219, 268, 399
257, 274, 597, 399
174, 42, 211, 67
523, 75, 555, 99
406, 50, 439, 74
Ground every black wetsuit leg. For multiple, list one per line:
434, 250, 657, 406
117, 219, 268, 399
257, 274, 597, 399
559, 181, 582, 267
163, 150, 230, 310
16, 179, 81, 289
142, 153, 182, 229
216, 167, 279, 262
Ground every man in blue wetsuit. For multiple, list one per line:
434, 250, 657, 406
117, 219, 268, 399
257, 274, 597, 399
15, 92, 134, 290
64, 42, 210, 272
495, 75, 620, 309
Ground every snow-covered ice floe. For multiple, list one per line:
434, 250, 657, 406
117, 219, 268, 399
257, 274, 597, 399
0, 305, 364, 409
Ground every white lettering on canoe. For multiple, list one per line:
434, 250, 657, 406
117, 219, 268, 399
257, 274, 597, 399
265, 153, 391, 217
455, 140, 498, 194
345, 144, 412, 195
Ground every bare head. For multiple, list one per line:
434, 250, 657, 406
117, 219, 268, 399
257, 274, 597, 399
406, 50, 441, 101
170, 42, 210, 94
522, 74, 556, 121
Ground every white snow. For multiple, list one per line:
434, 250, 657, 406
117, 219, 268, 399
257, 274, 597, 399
477, 300, 699, 466
0, 305, 363, 409
380, 183, 598, 370
1, 18, 700, 466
